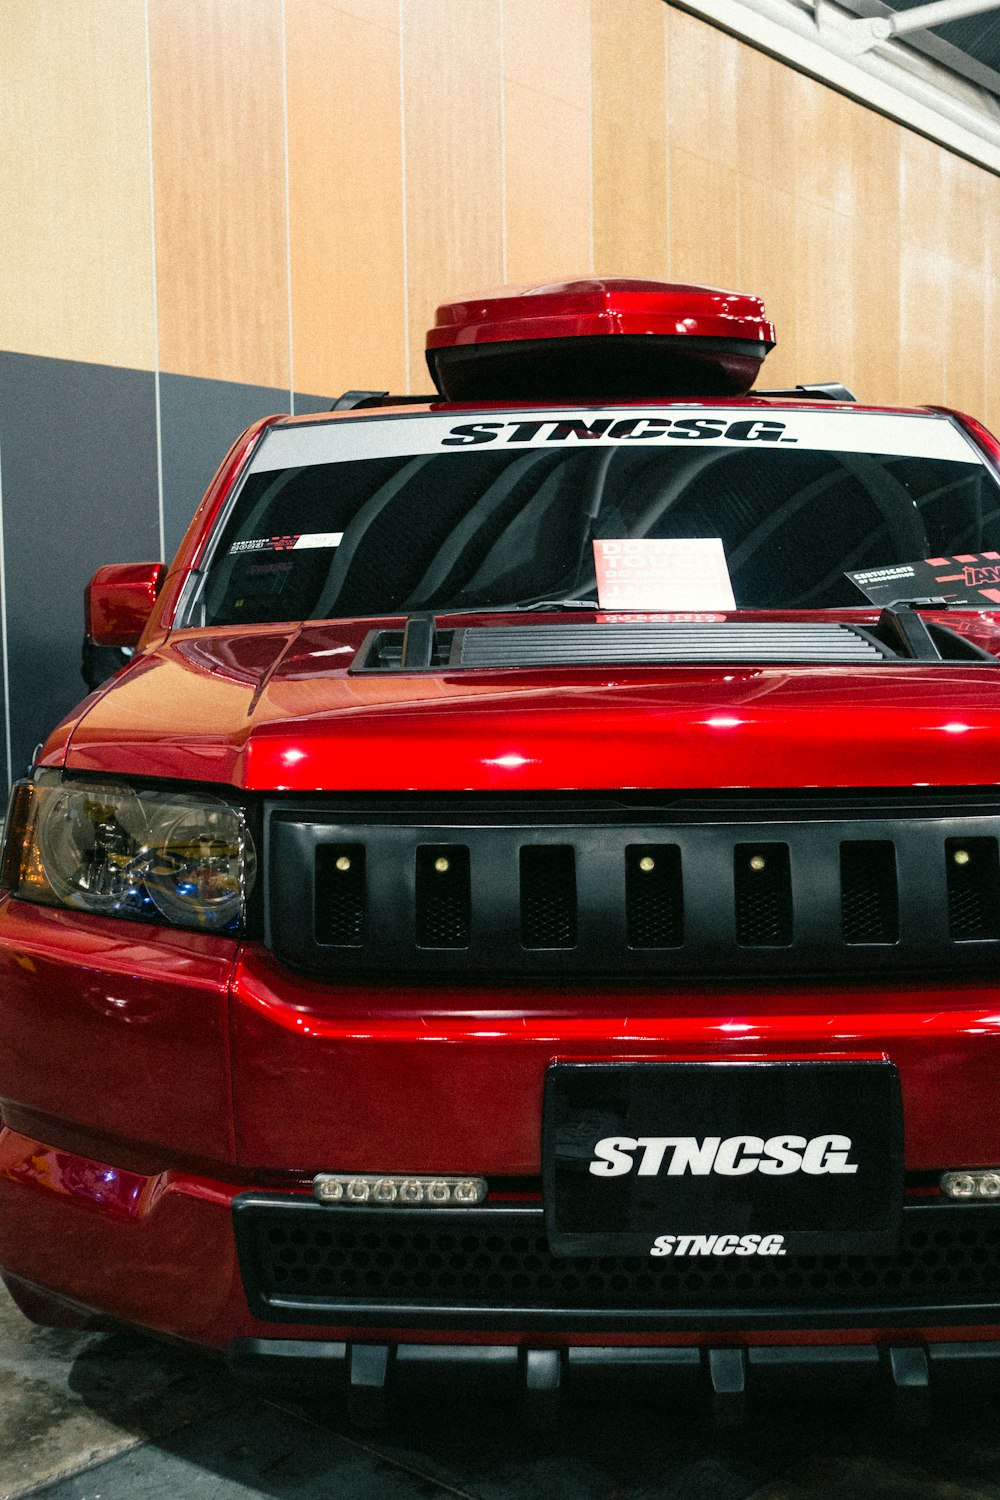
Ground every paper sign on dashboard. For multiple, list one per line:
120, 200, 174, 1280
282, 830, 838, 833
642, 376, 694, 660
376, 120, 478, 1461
593, 539, 736, 612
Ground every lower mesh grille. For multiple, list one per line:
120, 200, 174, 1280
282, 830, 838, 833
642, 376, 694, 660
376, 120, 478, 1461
236, 1200, 1000, 1324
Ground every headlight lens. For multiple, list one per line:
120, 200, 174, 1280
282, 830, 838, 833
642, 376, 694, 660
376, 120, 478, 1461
143, 799, 255, 928
36, 781, 148, 914
1, 777, 255, 933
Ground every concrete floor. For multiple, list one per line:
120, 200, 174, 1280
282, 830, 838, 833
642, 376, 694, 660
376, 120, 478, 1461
5, 1287, 1000, 1499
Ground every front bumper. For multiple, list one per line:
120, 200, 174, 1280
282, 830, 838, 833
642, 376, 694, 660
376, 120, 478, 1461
5, 1128, 1000, 1424
7, 903, 1000, 1410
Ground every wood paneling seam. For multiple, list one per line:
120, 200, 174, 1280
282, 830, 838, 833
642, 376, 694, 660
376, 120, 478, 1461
499, 0, 508, 283
281, 0, 296, 412
588, 13, 594, 272
143, 0, 165, 561
399, 0, 411, 392
0, 438, 12, 788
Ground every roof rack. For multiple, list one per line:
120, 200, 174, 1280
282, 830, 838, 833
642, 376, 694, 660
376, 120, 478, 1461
329, 390, 436, 411
329, 382, 858, 410
754, 382, 857, 402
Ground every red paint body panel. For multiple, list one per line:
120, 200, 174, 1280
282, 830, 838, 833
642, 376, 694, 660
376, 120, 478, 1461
228, 946, 1000, 1174
0, 900, 237, 1167
85, 562, 165, 649
426, 279, 775, 350
61, 616, 1000, 792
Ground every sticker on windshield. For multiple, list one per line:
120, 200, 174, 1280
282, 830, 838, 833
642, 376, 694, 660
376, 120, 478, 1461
848, 552, 1000, 607
248, 408, 977, 473
594, 539, 736, 612
229, 531, 343, 556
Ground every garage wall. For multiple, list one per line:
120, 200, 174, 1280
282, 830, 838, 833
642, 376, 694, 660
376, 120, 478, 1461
0, 0, 998, 780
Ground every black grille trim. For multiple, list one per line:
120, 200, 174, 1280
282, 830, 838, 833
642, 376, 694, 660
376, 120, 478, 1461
415, 845, 470, 949
520, 846, 576, 948
946, 837, 1000, 941
625, 844, 683, 948
268, 792, 1000, 978
841, 841, 899, 945
314, 844, 366, 946
734, 843, 792, 947
234, 1197, 1000, 1333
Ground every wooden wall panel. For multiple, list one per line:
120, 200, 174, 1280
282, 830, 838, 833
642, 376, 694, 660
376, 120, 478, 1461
666, 7, 739, 165
792, 197, 857, 396
401, 0, 504, 391
735, 179, 799, 388
898, 132, 948, 408
591, 0, 668, 278
286, 0, 406, 397
503, 0, 592, 285
0, 0, 154, 370
504, 0, 590, 109
503, 86, 593, 285
732, 46, 798, 388
849, 110, 902, 406
148, 0, 289, 388
667, 149, 740, 291
941, 155, 988, 417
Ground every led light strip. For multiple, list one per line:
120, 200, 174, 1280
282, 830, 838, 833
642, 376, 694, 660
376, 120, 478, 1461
941, 1169, 1000, 1199
313, 1173, 487, 1207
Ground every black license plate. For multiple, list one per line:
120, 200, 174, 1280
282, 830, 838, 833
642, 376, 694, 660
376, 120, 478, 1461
543, 1061, 903, 1258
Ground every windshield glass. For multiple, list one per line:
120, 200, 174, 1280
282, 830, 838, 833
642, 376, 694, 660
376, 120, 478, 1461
187, 407, 1000, 626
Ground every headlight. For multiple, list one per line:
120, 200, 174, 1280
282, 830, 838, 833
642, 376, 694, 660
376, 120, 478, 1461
0, 776, 256, 933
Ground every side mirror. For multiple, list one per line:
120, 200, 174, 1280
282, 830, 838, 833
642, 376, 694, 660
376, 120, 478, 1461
85, 562, 165, 649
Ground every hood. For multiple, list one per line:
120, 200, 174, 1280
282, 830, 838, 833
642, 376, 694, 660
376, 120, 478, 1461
58, 614, 1000, 792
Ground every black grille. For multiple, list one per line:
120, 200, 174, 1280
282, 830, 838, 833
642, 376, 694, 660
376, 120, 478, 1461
520, 847, 576, 948
235, 1199, 1000, 1330
314, 844, 365, 946
415, 846, 470, 948
946, 838, 1000, 940
734, 844, 791, 946
625, 845, 683, 948
840, 841, 898, 944
268, 792, 1000, 978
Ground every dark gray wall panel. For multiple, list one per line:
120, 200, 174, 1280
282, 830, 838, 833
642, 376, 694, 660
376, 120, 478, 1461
295, 392, 334, 416
0, 352, 158, 779
160, 377, 331, 559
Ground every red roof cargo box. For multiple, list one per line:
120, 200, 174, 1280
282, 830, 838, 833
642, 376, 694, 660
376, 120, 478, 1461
425, 277, 776, 401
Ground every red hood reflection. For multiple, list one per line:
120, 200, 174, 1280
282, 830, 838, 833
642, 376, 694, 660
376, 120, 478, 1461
55, 610, 1000, 792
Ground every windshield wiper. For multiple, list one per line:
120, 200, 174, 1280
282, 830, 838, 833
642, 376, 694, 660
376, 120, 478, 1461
429, 598, 600, 617
398, 600, 600, 667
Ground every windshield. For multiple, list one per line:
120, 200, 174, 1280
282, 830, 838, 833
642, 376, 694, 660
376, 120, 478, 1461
186, 407, 1000, 626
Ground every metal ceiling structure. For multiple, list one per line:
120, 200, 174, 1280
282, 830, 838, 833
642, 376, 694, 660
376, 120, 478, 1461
832, 0, 1000, 90
672, 0, 1000, 173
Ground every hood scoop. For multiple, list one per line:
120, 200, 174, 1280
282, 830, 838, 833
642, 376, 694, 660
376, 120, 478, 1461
454, 622, 888, 667
352, 619, 924, 672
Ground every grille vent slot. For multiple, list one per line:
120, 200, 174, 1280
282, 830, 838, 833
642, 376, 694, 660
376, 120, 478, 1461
840, 842, 898, 944
315, 844, 366, 946
626, 845, 683, 948
416, 845, 470, 949
520, 846, 577, 949
946, 837, 1000, 941
734, 844, 792, 946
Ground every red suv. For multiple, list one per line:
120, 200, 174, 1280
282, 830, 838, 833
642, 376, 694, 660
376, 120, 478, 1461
4, 279, 1000, 1423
